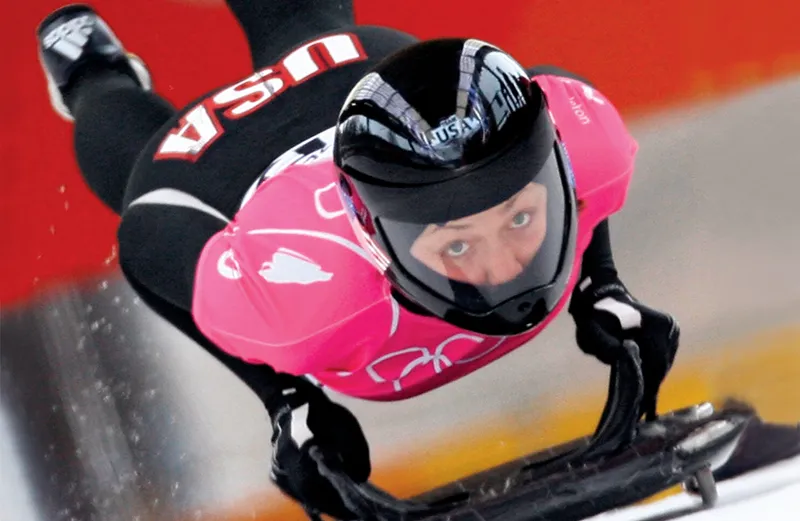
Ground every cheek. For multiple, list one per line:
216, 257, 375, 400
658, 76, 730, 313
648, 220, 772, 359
409, 239, 426, 261
441, 257, 475, 282
411, 243, 442, 268
411, 240, 466, 279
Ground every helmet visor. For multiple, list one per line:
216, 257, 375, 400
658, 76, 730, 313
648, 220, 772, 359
377, 146, 568, 313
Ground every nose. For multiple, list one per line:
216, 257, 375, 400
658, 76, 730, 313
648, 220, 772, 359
485, 248, 524, 285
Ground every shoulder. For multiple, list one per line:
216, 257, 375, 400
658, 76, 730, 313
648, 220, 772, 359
191, 160, 389, 373
528, 64, 595, 87
533, 72, 637, 216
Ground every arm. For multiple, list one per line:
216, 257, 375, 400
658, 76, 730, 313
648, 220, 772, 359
572, 218, 618, 289
117, 192, 284, 400
568, 218, 679, 420
119, 195, 371, 516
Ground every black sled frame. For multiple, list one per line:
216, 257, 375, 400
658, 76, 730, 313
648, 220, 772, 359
308, 341, 752, 521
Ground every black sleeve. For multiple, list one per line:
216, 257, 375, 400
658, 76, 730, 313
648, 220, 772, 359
118, 201, 223, 312
575, 218, 618, 284
117, 201, 283, 402
122, 267, 281, 399
527, 64, 596, 87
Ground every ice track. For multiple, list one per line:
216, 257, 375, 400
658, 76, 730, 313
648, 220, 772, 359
589, 456, 800, 521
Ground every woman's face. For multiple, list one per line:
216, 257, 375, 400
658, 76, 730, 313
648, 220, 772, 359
410, 182, 548, 286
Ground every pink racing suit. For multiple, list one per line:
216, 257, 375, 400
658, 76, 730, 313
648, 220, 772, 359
191, 75, 637, 401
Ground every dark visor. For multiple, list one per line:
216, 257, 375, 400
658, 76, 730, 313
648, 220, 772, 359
377, 147, 567, 313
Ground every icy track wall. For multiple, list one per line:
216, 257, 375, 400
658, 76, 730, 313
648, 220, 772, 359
3, 1, 799, 521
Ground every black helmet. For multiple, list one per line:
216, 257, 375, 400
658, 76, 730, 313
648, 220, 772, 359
334, 38, 577, 336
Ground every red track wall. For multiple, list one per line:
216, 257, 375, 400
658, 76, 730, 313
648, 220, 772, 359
4, 0, 799, 306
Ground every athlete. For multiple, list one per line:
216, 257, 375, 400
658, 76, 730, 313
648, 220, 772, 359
37, 1, 727, 518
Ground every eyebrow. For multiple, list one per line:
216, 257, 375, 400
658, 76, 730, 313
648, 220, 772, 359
502, 192, 522, 211
433, 192, 525, 233
438, 222, 473, 231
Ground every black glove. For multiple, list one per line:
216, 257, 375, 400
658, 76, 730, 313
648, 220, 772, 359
263, 373, 371, 520
569, 273, 680, 420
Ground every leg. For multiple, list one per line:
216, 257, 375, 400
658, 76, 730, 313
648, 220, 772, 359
70, 69, 176, 215
225, 0, 356, 69
37, 5, 176, 215
36, 5, 281, 402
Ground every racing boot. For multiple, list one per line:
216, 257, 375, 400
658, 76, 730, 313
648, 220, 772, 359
37, 4, 152, 121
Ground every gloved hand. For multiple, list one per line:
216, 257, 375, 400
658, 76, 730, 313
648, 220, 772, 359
263, 373, 371, 520
569, 272, 680, 420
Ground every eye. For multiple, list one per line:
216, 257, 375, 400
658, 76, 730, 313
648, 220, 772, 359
510, 211, 531, 228
445, 240, 470, 258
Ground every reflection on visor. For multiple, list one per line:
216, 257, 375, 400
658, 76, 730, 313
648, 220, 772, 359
378, 147, 567, 313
